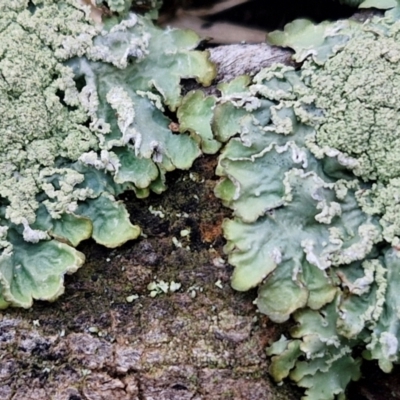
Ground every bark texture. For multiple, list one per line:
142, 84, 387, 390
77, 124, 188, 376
209, 44, 293, 83
0, 157, 299, 400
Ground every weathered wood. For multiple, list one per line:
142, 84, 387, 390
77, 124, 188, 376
209, 43, 294, 83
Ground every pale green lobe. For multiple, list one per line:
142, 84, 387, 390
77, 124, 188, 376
291, 353, 361, 400
224, 217, 277, 291
51, 214, 93, 247
212, 76, 263, 143
214, 105, 315, 223
257, 260, 337, 322
291, 299, 342, 343
212, 103, 248, 142
148, 173, 167, 194
155, 49, 216, 110
335, 259, 386, 339
302, 262, 338, 310
267, 337, 302, 382
178, 90, 221, 154
213, 179, 236, 207
215, 141, 293, 223
0, 295, 9, 310
359, 0, 398, 8
363, 249, 400, 372
0, 237, 85, 308
163, 133, 202, 170
76, 194, 140, 248
113, 147, 159, 189
257, 262, 309, 323
267, 19, 353, 64
27, 204, 92, 247
218, 75, 251, 95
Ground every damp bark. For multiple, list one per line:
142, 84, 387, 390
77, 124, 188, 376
0, 156, 300, 400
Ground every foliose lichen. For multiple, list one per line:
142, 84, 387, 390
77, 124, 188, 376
5, 0, 400, 398
181, 2, 400, 397
0, 0, 215, 308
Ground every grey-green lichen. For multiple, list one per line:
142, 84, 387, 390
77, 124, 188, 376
0, 0, 215, 308
5, 0, 400, 398
187, 5, 400, 399
304, 27, 400, 182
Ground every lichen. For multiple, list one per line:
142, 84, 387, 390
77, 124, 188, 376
304, 26, 400, 181
197, 6, 400, 398
5, 0, 400, 398
0, 0, 215, 308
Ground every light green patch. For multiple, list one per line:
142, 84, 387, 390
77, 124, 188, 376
359, 0, 398, 8
178, 90, 221, 154
76, 194, 140, 248
267, 19, 354, 64
267, 336, 302, 382
0, 234, 85, 308
51, 214, 93, 247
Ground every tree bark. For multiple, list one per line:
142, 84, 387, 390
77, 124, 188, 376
0, 155, 299, 400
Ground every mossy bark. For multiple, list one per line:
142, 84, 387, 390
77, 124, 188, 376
0, 156, 300, 400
